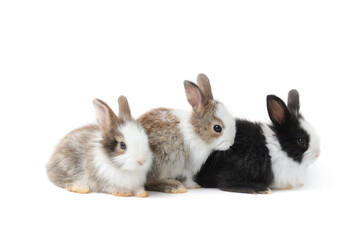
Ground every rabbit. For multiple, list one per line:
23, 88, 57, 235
46, 96, 153, 197
195, 89, 320, 194
138, 73, 236, 193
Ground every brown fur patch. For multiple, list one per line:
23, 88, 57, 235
47, 124, 99, 189
191, 101, 224, 143
138, 108, 190, 185
101, 130, 126, 159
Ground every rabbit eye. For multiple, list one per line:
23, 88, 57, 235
213, 125, 222, 133
297, 138, 305, 145
120, 142, 126, 150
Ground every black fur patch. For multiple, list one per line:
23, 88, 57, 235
195, 119, 274, 193
271, 115, 309, 163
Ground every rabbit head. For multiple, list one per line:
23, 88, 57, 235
184, 74, 236, 151
93, 96, 152, 171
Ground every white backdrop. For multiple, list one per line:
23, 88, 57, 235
1, 1, 359, 239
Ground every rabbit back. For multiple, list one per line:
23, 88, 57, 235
139, 108, 189, 183
195, 119, 274, 193
47, 125, 99, 189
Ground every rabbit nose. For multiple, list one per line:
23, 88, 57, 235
315, 152, 320, 158
137, 159, 145, 166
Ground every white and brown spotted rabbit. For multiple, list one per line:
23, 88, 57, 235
139, 74, 236, 193
47, 96, 153, 197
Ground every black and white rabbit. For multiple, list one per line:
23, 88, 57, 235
195, 90, 320, 193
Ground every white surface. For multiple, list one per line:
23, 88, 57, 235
1, 1, 359, 239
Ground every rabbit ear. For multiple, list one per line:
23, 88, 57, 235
184, 80, 208, 109
118, 95, 133, 121
93, 99, 118, 133
197, 73, 214, 100
267, 95, 290, 126
287, 89, 300, 116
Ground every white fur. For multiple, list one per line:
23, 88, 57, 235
261, 124, 307, 189
261, 118, 320, 189
114, 121, 153, 171
172, 102, 236, 181
172, 109, 212, 176
92, 122, 152, 193
300, 119, 321, 166
214, 103, 236, 150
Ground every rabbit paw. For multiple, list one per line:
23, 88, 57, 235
184, 180, 201, 189
66, 186, 91, 194
170, 187, 187, 193
258, 188, 272, 194
146, 179, 187, 193
135, 191, 149, 198
275, 185, 294, 190
112, 192, 133, 197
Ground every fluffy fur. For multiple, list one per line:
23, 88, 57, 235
47, 96, 153, 197
195, 119, 273, 193
139, 74, 236, 193
195, 89, 320, 193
